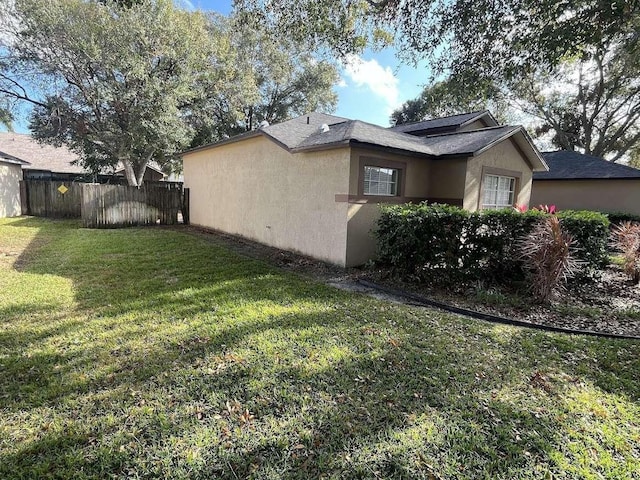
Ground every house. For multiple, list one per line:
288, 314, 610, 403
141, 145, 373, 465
0, 151, 29, 218
182, 111, 548, 267
531, 150, 640, 216
0, 132, 168, 183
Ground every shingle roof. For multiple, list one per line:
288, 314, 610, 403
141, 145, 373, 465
0, 132, 166, 176
535, 151, 640, 180
261, 112, 349, 148
0, 149, 30, 166
183, 112, 547, 171
0, 132, 84, 173
294, 120, 437, 156
389, 110, 496, 135
418, 125, 521, 157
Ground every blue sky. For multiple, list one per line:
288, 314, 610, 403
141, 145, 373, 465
7, 0, 430, 132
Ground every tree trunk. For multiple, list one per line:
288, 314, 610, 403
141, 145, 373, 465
134, 162, 148, 187
121, 150, 155, 187
122, 160, 140, 187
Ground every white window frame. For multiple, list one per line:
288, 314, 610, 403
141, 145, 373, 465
482, 174, 516, 209
363, 165, 399, 196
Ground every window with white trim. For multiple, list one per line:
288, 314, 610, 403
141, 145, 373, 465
364, 166, 399, 196
482, 174, 516, 209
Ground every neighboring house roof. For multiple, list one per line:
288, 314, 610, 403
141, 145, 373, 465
185, 112, 548, 172
0, 149, 31, 166
0, 132, 84, 173
114, 164, 165, 176
0, 131, 167, 177
535, 151, 640, 180
389, 110, 499, 136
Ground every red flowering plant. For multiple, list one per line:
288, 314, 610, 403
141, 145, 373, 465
514, 204, 557, 214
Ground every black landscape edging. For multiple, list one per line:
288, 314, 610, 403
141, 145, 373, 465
357, 279, 640, 341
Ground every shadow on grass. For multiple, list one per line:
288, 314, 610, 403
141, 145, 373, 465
1, 217, 638, 479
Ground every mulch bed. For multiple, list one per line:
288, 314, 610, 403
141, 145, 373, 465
183, 226, 640, 338
359, 266, 640, 338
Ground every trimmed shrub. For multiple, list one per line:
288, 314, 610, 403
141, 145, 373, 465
557, 210, 610, 270
465, 209, 545, 281
606, 212, 640, 226
376, 203, 468, 280
375, 203, 610, 284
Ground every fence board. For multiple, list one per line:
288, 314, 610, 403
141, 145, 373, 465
80, 183, 183, 228
23, 180, 82, 218
23, 179, 185, 227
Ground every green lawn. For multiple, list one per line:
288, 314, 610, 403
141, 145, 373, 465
1, 217, 638, 479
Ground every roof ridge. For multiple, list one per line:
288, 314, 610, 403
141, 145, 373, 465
422, 124, 519, 138
391, 110, 488, 128
351, 119, 439, 145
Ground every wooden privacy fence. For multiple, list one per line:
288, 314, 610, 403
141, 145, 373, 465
21, 180, 82, 218
21, 180, 188, 227
81, 183, 183, 228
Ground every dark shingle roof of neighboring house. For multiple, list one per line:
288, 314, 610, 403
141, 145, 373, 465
184, 113, 548, 171
534, 151, 640, 180
389, 110, 498, 136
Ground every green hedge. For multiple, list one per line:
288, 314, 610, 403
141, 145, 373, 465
375, 203, 609, 284
605, 211, 640, 226
557, 210, 610, 270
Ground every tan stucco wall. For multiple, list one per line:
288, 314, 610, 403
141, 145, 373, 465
464, 139, 533, 211
345, 148, 433, 267
429, 159, 467, 201
347, 148, 431, 196
459, 119, 488, 132
183, 136, 351, 266
0, 163, 23, 218
531, 179, 640, 215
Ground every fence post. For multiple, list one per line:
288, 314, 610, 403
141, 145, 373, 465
19, 180, 29, 215
182, 188, 190, 225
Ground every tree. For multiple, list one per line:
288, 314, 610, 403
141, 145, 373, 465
390, 78, 510, 125
189, 16, 339, 147
1, 0, 232, 186
511, 47, 640, 162
389, 5, 640, 161
233, 1, 638, 76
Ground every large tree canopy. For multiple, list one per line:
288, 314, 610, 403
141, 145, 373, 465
190, 15, 339, 147
368, 0, 640, 161
392, 28, 640, 162
233, 0, 639, 79
0, 0, 231, 186
390, 79, 510, 126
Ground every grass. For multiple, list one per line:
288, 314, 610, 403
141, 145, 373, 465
0, 217, 639, 479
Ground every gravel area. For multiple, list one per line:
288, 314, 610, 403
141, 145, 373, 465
183, 226, 640, 338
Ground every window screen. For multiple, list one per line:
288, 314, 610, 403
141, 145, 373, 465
364, 166, 399, 196
482, 174, 515, 209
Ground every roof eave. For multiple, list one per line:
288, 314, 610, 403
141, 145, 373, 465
533, 176, 640, 181
0, 151, 31, 166
181, 130, 265, 156
290, 139, 351, 153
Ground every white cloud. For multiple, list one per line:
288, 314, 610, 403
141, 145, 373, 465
175, 0, 195, 11
336, 77, 348, 88
341, 54, 400, 111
